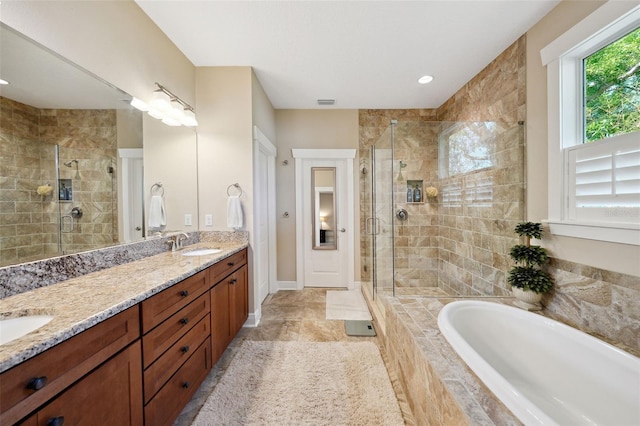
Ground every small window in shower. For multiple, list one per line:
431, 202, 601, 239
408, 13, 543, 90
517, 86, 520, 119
438, 122, 495, 178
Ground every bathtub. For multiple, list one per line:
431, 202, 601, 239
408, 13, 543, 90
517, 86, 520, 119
437, 300, 640, 426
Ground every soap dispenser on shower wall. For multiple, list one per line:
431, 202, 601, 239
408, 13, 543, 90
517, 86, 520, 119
413, 185, 422, 203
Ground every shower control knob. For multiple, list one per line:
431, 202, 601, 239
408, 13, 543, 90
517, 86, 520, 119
396, 209, 408, 221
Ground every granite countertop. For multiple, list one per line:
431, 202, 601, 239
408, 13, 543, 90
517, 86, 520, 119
0, 241, 247, 373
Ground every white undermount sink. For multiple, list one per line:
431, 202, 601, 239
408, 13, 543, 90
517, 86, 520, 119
181, 248, 222, 257
0, 315, 54, 346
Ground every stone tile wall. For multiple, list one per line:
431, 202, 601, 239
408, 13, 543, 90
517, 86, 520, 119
543, 258, 640, 354
358, 38, 526, 297
0, 97, 118, 266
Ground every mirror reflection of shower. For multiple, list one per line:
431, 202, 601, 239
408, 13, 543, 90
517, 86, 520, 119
397, 160, 407, 181
64, 159, 81, 179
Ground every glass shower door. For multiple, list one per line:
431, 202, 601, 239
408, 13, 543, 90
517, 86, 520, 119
370, 123, 395, 298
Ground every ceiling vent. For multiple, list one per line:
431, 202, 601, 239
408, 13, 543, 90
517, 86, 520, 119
317, 99, 335, 106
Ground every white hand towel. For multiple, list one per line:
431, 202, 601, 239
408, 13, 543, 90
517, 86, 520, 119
148, 195, 166, 228
227, 195, 243, 230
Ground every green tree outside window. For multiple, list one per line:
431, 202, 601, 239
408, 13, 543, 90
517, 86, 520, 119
584, 27, 640, 142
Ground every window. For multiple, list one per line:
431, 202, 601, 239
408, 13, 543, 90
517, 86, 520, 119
438, 122, 495, 178
584, 27, 640, 143
541, 2, 640, 245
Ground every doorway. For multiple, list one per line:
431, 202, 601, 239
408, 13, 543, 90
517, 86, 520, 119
253, 126, 277, 308
292, 149, 356, 289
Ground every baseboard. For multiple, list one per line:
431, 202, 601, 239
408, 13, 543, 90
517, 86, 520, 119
244, 306, 261, 328
277, 280, 298, 291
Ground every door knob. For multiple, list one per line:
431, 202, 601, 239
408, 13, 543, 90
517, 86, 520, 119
339, 228, 346, 232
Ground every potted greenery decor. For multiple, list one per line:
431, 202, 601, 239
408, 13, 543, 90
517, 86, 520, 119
508, 222, 553, 311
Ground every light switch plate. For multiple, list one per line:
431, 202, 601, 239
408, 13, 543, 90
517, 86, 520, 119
184, 214, 192, 226
205, 214, 213, 226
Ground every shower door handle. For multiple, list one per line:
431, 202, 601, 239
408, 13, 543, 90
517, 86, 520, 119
366, 217, 380, 235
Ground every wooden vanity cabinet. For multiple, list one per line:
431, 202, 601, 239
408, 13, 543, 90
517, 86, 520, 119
0, 306, 141, 426
141, 269, 212, 426
210, 249, 248, 365
2, 248, 249, 426
21, 342, 143, 426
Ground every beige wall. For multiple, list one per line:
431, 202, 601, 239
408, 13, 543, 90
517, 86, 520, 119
526, 0, 639, 277
251, 71, 277, 144
143, 117, 198, 233
275, 110, 360, 282
1, 1, 195, 107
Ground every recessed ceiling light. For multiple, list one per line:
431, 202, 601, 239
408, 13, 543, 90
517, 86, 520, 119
0, 79, 9, 85
418, 75, 434, 85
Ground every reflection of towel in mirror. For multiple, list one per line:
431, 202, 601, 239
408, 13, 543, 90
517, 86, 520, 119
148, 195, 166, 228
227, 195, 243, 230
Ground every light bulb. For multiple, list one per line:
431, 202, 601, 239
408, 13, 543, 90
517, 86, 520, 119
161, 115, 181, 126
182, 109, 198, 127
130, 97, 149, 111
147, 107, 163, 120
150, 90, 171, 113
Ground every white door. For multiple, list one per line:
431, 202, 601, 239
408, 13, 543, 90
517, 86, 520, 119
257, 149, 270, 303
253, 126, 277, 310
118, 149, 144, 242
293, 149, 356, 290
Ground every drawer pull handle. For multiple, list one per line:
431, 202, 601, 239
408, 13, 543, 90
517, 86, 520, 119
227, 262, 235, 266
181, 345, 190, 353
180, 290, 189, 297
27, 376, 48, 390
182, 381, 190, 389
46, 416, 65, 426
180, 318, 189, 325
229, 278, 237, 285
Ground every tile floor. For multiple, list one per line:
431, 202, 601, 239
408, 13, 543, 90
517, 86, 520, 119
174, 288, 414, 425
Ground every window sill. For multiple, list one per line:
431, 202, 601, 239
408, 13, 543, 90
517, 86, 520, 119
544, 220, 640, 246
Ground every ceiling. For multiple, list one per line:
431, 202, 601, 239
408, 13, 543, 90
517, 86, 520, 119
136, 0, 560, 110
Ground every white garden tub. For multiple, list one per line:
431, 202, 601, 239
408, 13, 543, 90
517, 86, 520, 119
438, 300, 640, 426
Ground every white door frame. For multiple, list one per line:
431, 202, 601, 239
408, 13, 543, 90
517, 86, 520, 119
252, 126, 277, 323
292, 149, 356, 290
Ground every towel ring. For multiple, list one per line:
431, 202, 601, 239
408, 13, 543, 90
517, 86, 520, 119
151, 182, 164, 197
227, 183, 243, 197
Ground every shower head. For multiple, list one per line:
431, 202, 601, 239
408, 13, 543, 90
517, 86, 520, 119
64, 159, 79, 167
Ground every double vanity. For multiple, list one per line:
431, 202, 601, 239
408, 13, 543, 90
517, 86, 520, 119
0, 239, 248, 426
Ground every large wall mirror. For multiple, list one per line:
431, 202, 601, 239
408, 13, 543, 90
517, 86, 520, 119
312, 167, 337, 250
0, 24, 198, 267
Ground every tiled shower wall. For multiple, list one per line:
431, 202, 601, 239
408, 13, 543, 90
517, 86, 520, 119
0, 97, 117, 266
359, 37, 526, 296
358, 34, 640, 350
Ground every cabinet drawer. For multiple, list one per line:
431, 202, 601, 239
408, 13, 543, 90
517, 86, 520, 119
209, 249, 247, 284
144, 338, 212, 426
141, 270, 208, 333
0, 306, 140, 426
144, 314, 210, 403
142, 293, 210, 367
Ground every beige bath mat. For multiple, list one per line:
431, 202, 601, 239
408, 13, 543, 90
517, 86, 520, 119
191, 340, 403, 425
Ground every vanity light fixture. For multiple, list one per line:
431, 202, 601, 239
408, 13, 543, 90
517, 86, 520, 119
130, 97, 148, 111
130, 82, 198, 127
0, 78, 9, 85
418, 75, 434, 84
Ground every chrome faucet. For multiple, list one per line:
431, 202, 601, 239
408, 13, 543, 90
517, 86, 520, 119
176, 233, 189, 250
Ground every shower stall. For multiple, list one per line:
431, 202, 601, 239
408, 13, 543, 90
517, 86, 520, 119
1, 142, 116, 267
361, 119, 525, 310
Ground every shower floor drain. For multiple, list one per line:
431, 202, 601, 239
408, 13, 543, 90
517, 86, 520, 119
345, 320, 376, 337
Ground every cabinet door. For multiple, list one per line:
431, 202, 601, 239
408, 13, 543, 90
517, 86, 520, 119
34, 342, 143, 426
210, 281, 230, 365
229, 265, 248, 337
